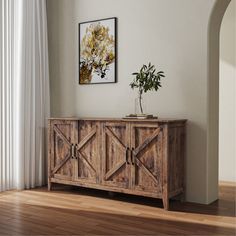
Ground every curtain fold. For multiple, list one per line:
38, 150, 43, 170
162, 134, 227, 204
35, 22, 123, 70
0, 0, 14, 191
0, 0, 50, 191
15, 0, 50, 189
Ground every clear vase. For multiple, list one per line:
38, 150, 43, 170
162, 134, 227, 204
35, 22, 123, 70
135, 92, 146, 116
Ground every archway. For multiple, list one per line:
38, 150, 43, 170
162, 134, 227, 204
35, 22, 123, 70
207, 0, 232, 203
219, 1, 236, 184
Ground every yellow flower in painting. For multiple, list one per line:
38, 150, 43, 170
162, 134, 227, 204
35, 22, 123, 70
80, 22, 115, 81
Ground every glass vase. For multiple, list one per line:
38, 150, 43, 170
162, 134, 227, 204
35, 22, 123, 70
135, 92, 146, 116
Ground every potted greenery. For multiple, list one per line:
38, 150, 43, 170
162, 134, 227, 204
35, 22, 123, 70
130, 63, 165, 117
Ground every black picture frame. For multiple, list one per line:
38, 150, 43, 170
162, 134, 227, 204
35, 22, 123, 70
78, 17, 117, 85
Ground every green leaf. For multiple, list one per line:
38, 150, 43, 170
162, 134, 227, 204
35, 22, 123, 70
130, 63, 165, 93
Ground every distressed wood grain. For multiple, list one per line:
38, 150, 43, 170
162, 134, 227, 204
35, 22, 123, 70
48, 118, 187, 210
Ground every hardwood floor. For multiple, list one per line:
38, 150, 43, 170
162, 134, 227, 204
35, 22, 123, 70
0, 182, 235, 235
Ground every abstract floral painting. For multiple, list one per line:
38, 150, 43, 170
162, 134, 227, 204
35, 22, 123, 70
79, 17, 117, 84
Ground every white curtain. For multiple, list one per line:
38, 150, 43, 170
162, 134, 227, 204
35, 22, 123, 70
0, 0, 50, 191
0, 0, 14, 191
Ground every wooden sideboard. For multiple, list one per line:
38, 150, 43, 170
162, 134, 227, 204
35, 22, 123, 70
48, 117, 187, 210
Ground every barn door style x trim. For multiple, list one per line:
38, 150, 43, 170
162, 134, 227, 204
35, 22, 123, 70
48, 118, 187, 210
104, 126, 127, 181
50, 125, 73, 177
131, 127, 162, 185
75, 128, 97, 174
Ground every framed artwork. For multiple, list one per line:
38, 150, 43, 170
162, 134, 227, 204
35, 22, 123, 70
79, 17, 117, 84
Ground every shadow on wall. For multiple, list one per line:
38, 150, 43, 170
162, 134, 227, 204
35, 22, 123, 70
47, 0, 78, 116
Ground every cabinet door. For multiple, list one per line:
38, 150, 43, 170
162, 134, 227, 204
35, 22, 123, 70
49, 120, 77, 181
130, 123, 163, 195
74, 120, 100, 184
101, 122, 131, 189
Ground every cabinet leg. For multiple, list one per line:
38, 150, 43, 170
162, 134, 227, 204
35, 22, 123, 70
108, 191, 116, 198
180, 193, 185, 203
48, 179, 52, 191
162, 196, 169, 210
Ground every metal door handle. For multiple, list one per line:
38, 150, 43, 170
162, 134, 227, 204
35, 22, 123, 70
74, 144, 77, 159
126, 147, 130, 164
71, 144, 74, 159
131, 148, 135, 165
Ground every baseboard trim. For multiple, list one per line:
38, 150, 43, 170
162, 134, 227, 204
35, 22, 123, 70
219, 180, 236, 187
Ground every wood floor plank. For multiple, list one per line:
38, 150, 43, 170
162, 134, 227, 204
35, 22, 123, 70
0, 183, 235, 235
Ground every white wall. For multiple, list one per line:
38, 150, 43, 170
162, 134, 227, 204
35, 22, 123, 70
219, 0, 236, 182
47, 0, 219, 203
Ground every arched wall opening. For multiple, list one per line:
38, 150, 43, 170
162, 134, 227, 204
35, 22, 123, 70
207, 0, 232, 203
219, 0, 236, 184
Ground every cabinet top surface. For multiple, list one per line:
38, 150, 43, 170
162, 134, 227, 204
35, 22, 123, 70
48, 117, 187, 123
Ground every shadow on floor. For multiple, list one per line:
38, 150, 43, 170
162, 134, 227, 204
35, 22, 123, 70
0, 200, 235, 235
49, 184, 236, 218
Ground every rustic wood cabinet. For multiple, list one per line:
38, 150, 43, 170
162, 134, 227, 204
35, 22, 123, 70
48, 118, 187, 210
